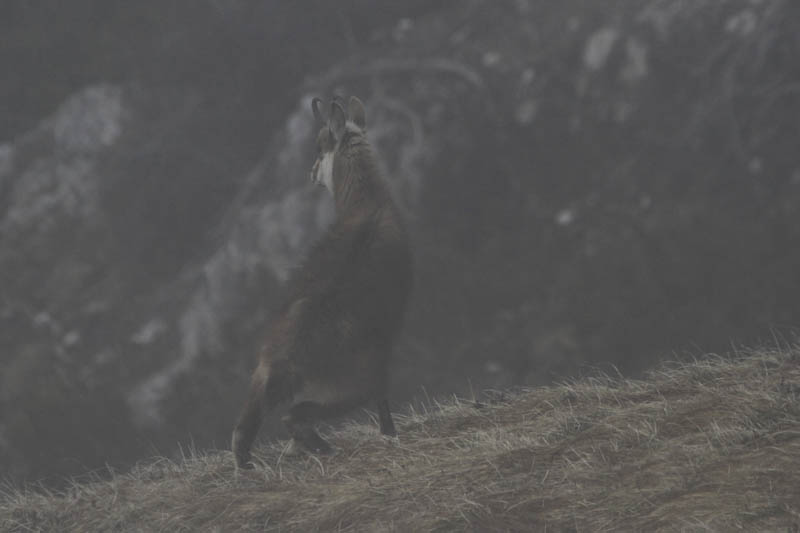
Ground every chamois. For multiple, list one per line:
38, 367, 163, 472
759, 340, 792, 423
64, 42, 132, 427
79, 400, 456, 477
231, 96, 413, 468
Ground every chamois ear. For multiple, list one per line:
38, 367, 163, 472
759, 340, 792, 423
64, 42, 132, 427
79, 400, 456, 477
348, 96, 366, 130
311, 97, 326, 125
329, 101, 347, 142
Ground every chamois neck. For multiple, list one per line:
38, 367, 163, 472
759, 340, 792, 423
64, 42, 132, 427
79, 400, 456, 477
333, 143, 389, 216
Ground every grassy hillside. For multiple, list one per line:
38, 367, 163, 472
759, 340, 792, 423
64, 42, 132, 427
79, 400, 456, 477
2, 347, 799, 532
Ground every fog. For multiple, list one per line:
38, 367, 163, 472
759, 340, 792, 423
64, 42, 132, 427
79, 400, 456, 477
1, 0, 798, 486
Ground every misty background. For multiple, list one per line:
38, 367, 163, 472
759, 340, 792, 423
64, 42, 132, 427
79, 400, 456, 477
1, 0, 798, 486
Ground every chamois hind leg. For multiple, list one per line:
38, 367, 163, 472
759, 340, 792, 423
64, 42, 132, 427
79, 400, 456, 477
232, 360, 293, 469
282, 394, 367, 455
377, 398, 397, 437
282, 402, 335, 455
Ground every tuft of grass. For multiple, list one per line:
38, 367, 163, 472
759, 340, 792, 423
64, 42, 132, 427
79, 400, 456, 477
2, 346, 800, 531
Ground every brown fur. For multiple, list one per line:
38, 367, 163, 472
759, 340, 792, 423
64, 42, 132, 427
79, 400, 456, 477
232, 96, 413, 468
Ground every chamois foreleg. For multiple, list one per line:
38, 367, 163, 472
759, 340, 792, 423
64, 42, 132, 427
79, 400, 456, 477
232, 359, 293, 469
376, 398, 397, 437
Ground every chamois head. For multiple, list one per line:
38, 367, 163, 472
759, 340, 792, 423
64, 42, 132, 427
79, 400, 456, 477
309, 96, 368, 194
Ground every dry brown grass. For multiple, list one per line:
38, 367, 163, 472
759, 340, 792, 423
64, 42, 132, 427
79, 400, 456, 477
2, 346, 800, 532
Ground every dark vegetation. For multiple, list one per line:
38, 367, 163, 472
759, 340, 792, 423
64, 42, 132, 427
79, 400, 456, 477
0, 0, 799, 489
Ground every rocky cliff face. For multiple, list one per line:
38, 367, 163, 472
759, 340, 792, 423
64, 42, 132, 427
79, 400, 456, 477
1, 0, 798, 484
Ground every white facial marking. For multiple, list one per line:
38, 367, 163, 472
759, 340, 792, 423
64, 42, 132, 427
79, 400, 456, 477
317, 151, 335, 193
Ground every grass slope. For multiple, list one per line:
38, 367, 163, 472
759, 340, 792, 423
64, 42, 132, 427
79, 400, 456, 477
2, 347, 799, 532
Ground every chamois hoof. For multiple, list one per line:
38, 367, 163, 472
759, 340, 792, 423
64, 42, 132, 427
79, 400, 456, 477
381, 432, 398, 445
234, 451, 255, 470
293, 429, 334, 455
311, 441, 333, 455
237, 460, 255, 470
302, 437, 334, 456
232, 431, 255, 469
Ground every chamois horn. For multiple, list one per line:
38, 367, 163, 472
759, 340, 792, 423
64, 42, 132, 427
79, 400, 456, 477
311, 97, 326, 124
